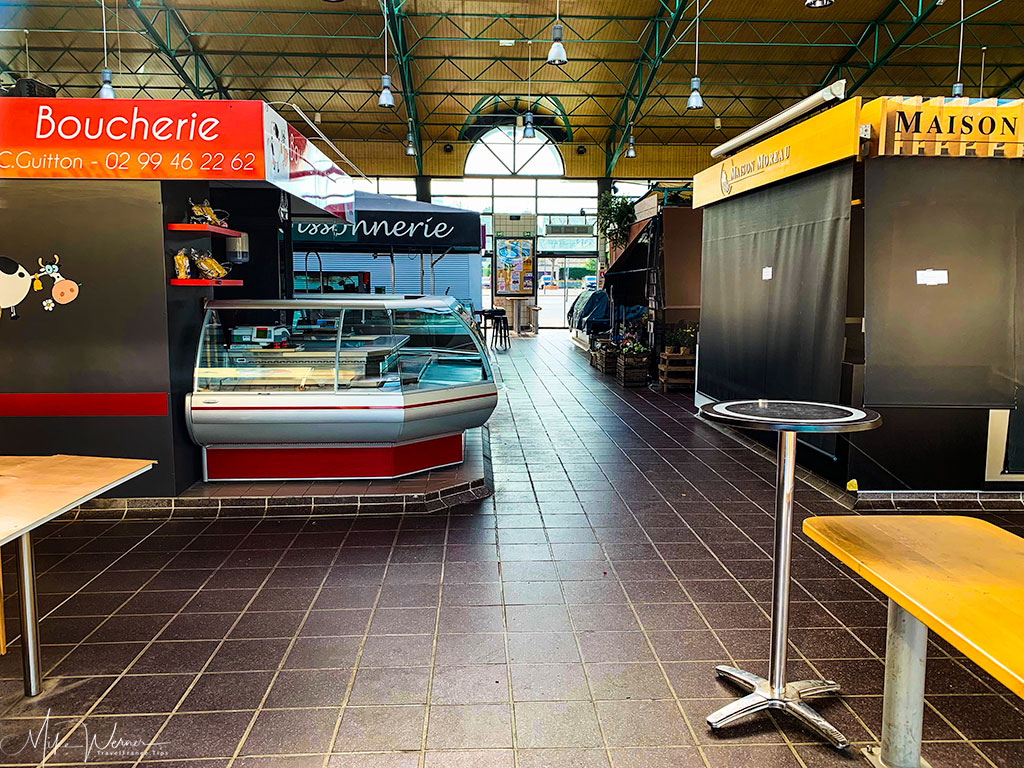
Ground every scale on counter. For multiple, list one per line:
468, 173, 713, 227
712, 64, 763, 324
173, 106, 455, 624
230, 325, 291, 347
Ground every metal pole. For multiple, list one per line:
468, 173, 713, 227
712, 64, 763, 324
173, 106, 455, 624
768, 429, 797, 698
17, 532, 41, 696
879, 599, 929, 768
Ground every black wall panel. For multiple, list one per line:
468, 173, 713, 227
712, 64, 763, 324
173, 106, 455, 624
848, 407, 989, 491
0, 180, 192, 496
0, 180, 169, 392
698, 162, 853, 408
864, 157, 1024, 407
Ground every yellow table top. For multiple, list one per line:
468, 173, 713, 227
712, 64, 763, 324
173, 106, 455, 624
803, 515, 1024, 698
0, 455, 154, 546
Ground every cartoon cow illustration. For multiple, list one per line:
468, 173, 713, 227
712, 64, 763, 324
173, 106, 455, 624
0, 256, 32, 319
37, 255, 79, 305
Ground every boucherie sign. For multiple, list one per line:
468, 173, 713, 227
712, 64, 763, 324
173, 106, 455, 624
0, 98, 265, 178
0, 98, 354, 219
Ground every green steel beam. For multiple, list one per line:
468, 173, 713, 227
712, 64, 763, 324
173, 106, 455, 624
384, 0, 422, 173
124, 0, 228, 99
822, 0, 943, 93
605, 0, 692, 176
456, 94, 573, 140
995, 69, 1024, 97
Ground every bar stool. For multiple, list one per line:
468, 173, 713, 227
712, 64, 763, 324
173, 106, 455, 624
490, 309, 510, 350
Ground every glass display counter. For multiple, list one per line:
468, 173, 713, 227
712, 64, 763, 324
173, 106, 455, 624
186, 296, 498, 481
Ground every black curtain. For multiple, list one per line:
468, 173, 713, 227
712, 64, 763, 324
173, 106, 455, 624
698, 162, 854, 406
864, 157, 1023, 408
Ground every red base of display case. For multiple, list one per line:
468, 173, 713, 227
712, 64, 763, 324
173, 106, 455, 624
203, 433, 464, 481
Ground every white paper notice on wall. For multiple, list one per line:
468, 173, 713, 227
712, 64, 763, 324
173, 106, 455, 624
762, 266, 773, 281
916, 269, 949, 286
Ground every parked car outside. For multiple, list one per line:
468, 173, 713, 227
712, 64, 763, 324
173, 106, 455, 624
583, 275, 598, 289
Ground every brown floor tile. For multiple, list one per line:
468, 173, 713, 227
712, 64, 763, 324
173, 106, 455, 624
328, 754, 420, 768
156, 710, 256, 759
349, 666, 431, 705
609, 746, 705, 768
423, 749, 515, 767
93, 673, 193, 714
585, 663, 673, 700
334, 705, 426, 751
702, 744, 803, 767
513, 701, 603, 748
507, 632, 581, 664
431, 664, 509, 704
511, 663, 590, 701
517, 748, 611, 768
265, 669, 351, 707
595, 700, 692, 746
426, 703, 513, 749
242, 708, 339, 754
576, 631, 655, 663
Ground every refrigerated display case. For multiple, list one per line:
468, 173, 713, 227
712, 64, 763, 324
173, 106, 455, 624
186, 296, 498, 481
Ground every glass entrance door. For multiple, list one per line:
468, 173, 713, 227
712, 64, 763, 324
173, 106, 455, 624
537, 256, 598, 328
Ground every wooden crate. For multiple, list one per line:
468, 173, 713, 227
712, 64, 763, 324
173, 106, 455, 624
590, 347, 618, 375
616, 354, 649, 387
658, 351, 696, 392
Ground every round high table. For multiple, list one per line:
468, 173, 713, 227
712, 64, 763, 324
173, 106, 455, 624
698, 400, 881, 749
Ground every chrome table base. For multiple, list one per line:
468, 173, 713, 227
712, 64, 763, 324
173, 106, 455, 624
707, 664, 848, 748
705, 431, 850, 749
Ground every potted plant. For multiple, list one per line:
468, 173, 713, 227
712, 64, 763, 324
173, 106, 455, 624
597, 192, 637, 251
617, 331, 651, 387
678, 323, 698, 355
664, 327, 683, 354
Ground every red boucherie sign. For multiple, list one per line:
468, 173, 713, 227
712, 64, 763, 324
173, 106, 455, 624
0, 98, 353, 220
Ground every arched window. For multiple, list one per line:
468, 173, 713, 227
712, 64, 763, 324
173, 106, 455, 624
465, 126, 565, 177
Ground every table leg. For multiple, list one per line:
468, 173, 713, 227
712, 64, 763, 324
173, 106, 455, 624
16, 531, 41, 696
707, 430, 849, 749
863, 600, 932, 768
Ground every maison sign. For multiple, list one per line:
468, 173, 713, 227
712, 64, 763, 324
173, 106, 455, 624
871, 96, 1024, 158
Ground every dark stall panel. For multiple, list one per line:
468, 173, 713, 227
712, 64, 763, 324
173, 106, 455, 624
849, 407, 989, 491
864, 157, 1024, 407
0, 179, 178, 495
698, 162, 853, 405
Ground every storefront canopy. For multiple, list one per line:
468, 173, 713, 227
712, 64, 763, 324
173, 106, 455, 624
292, 191, 482, 253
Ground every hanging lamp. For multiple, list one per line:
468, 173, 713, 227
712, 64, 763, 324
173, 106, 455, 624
687, 0, 703, 109
547, 0, 567, 66
523, 41, 536, 138
805, 0, 834, 7
405, 119, 416, 156
379, 5, 395, 107
98, 0, 115, 98
625, 126, 637, 158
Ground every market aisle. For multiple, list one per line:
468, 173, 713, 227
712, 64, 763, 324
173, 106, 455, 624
0, 332, 1020, 768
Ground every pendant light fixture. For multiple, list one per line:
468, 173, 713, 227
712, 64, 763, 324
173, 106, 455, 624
523, 41, 536, 139
687, 0, 703, 110
98, 0, 115, 98
405, 118, 416, 156
378, 4, 395, 108
547, 0, 567, 66
625, 125, 637, 158
805, 0, 835, 7
952, 0, 965, 97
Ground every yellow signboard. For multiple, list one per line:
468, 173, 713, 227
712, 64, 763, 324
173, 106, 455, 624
869, 96, 1024, 158
693, 98, 863, 208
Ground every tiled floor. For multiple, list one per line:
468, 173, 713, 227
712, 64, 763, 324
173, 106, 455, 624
1, 331, 1022, 768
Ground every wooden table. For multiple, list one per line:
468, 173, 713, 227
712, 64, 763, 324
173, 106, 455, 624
0, 455, 154, 696
804, 515, 1024, 768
